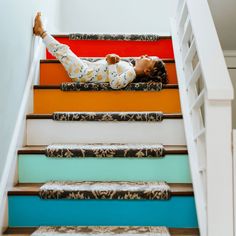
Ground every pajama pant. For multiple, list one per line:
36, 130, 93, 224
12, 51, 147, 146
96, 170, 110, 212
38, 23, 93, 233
42, 34, 93, 82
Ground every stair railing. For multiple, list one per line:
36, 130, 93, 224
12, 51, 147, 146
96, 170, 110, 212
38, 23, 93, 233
170, 1, 234, 235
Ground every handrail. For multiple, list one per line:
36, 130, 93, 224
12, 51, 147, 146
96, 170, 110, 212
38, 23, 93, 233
170, 1, 234, 236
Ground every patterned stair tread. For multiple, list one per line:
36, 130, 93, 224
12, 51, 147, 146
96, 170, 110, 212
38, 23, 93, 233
26, 112, 183, 121
3, 227, 200, 236
31, 226, 170, 235
8, 183, 193, 197
47, 143, 165, 158
34, 83, 178, 92
39, 181, 171, 200
17, 145, 187, 156
53, 33, 171, 41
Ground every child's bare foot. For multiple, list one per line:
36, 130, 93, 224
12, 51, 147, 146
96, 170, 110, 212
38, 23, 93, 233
33, 12, 45, 37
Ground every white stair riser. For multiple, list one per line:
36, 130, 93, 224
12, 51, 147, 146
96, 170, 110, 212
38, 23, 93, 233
27, 119, 186, 145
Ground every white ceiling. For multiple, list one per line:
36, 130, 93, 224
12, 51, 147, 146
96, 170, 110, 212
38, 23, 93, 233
207, 0, 236, 50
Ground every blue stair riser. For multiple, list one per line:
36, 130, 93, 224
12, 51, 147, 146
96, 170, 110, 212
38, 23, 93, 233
8, 196, 198, 228
18, 154, 192, 183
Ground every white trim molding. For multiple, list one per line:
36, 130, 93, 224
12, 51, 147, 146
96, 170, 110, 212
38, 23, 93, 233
224, 50, 236, 68
0, 14, 45, 234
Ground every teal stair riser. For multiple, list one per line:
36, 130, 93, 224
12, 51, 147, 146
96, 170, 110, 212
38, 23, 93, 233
8, 196, 198, 228
18, 154, 192, 183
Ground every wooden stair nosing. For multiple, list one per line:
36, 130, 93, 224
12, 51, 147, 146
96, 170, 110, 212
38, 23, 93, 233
3, 227, 199, 236
17, 145, 188, 155
33, 84, 179, 90
26, 113, 183, 120
8, 183, 193, 196
40, 58, 175, 64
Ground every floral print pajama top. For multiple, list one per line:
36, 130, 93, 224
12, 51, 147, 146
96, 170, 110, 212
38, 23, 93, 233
43, 34, 137, 89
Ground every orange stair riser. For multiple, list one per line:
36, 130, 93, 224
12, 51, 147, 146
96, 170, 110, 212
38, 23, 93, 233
40, 63, 177, 85
46, 38, 174, 59
34, 90, 181, 114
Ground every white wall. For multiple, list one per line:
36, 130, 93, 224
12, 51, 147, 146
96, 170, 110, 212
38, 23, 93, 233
0, 0, 61, 190
58, 0, 177, 34
208, 0, 236, 50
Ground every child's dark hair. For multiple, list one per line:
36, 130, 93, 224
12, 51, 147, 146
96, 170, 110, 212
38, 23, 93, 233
128, 57, 168, 84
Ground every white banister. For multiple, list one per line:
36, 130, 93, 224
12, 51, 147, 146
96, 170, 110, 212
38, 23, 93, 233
193, 127, 205, 142
180, 17, 191, 46
171, 0, 234, 236
190, 88, 205, 111
187, 62, 201, 89
184, 38, 196, 65
186, 0, 233, 100
177, 1, 187, 33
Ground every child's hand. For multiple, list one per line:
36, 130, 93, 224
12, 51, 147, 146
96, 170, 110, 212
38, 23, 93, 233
106, 54, 120, 65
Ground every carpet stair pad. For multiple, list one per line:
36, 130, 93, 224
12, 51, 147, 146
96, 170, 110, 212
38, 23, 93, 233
3, 227, 200, 236
18, 144, 188, 158
33, 85, 180, 114
31, 226, 170, 236
46, 144, 165, 158
40, 59, 177, 85
40, 82, 173, 92
68, 33, 166, 41
46, 34, 174, 59
38, 181, 171, 200
52, 111, 164, 122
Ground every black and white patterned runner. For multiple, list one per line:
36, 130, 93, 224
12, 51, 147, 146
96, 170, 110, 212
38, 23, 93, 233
39, 181, 171, 200
46, 143, 165, 158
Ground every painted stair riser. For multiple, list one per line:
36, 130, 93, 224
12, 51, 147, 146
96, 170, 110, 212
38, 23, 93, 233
40, 62, 177, 85
33, 89, 181, 114
18, 154, 191, 183
8, 196, 197, 228
46, 38, 174, 59
26, 120, 186, 145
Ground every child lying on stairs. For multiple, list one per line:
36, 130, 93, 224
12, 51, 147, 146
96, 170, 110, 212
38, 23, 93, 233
33, 12, 168, 89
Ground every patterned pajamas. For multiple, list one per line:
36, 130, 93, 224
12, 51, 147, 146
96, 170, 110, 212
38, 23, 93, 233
42, 34, 137, 89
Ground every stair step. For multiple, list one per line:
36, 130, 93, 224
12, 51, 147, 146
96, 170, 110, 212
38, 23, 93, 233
46, 34, 174, 59
18, 144, 187, 157
8, 183, 196, 227
33, 85, 180, 114
8, 183, 193, 197
35, 83, 177, 91
18, 145, 190, 183
27, 112, 182, 122
40, 58, 177, 85
26, 116, 185, 145
4, 227, 200, 236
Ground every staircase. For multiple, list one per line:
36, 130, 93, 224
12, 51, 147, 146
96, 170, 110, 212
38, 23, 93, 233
4, 33, 199, 235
